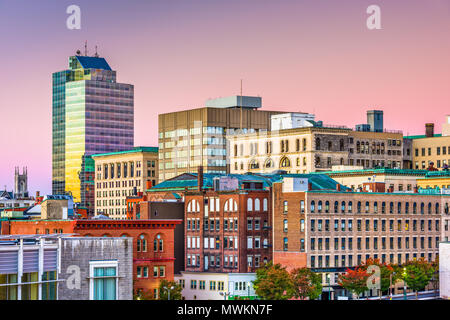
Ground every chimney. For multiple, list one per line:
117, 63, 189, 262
425, 123, 434, 137
146, 180, 152, 190
336, 184, 341, 192
197, 166, 204, 192
308, 182, 312, 191
36, 191, 40, 198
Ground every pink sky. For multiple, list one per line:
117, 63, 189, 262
0, 0, 449, 195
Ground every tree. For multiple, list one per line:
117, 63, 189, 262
431, 257, 439, 297
158, 280, 183, 300
253, 262, 294, 300
360, 258, 396, 298
290, 267, 322, 300
338, 267, 369, 299
134, 288, 155, 300
402, 258, 435, 299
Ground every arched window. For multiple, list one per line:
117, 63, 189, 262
339, 139, 344, 151
445, 203, 449, 214
341, 201, 346, 213
405, 202, 409, 214
154, 234, 164, 252
325, 201, 330, 213
264, 158, 274, 168
283, 219, 288, 232
255, 199, 261, 211
233, 199, 238, 212
224, 199, 229, 212
302, 138, 307, 151
365, 202, 370, 213
334, 201, 339, 213
328, 141, 332, 151
390, 202, 394, 214
311, 201, 315, 213
137, 234, 147, 252
263, 198, 268, 212
348, 201, 352, 213
374, 202, 378, 213
280, 157, 291, 168
187, 201, 192, 213
249, 159, 260, 170
316, 138, 321, 150
428, 203, 432, 214
420, 202, 425, 214
413, 202, 417, 214
247, 198, 253, 211
435, 203, 440, 214
318, 201, 323, 213
398, 202, 402, 214
357, 201, 361, 213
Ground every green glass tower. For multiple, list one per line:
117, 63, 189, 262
52, 55, 134, 213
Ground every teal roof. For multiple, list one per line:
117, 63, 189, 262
149, 172, 348, 192
424, 171, 450, 178
92, 146, 158, 158
404, 134, 442, 139
315, 168, 429, 176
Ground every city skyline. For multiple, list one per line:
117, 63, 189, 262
1, 0, 450, 195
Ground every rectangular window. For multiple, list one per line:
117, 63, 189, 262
90, 261, 118, 300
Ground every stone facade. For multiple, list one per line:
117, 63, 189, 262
58, 237, 133, 300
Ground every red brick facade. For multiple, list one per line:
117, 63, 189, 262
2, 218, 181, 297
184, 189, 272, 273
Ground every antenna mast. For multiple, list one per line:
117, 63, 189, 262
84, 41, 88, 56
240, 79, 243, 130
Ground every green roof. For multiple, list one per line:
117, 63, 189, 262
315, 168, 429, 176
149, 172, 348, 192
91, 146, 158, 158
403, 134, 442, 139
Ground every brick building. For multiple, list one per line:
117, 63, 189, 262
272, 175, 450, 299
1, 218, 181, 299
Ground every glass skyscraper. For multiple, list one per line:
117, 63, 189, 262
52, 55, 134, 212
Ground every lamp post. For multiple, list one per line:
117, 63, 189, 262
389, 272, 396, 300
163, 286, 174, 300
326, 274, 331, 300
402, 267, 407, 300
247, 282, 251, 299
219, 291, 231, 300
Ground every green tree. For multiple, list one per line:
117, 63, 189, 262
290, 267, 322, 300
360, 258, 396, 298
338, 267, 369, 300
402, 258, 435, 299
134, 288, 155, 300
253, 262, 294, 300
158, 280, 183, 300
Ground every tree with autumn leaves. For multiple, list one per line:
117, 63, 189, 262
338, 267, 369, 299
253, 262, 322, 300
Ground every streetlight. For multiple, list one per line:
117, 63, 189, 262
163, 286, 174, 300
219, 291, 231, 300
389, 272, 396, 300
247, 281, 251, 299
326, 274, 331, 300
402, 267, 407, 300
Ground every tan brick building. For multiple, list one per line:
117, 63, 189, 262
93, 147, 158, 219
228, 126, 404, 175
272, 175, 450, 298
407, 117, 450, 170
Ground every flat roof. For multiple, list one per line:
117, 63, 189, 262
92, 146, 158, 158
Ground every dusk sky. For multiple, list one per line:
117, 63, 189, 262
0, 0, 449, 195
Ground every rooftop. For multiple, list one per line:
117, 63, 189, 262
149, 172, 348, 192
91, 146, 158, 158
404, 134, 443, 139
75, 56, 112, 70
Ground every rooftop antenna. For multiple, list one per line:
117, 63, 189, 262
84, 41, 88, 56
240, 79, 243, 130
94, 45, 99, 57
